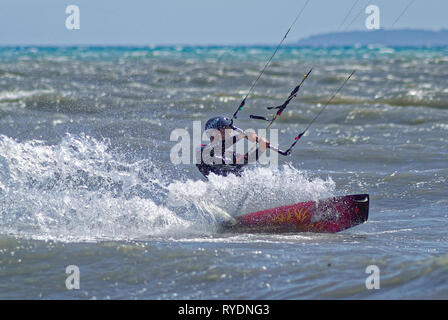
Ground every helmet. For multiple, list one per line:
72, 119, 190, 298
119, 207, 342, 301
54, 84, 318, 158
204, 116, 232, 131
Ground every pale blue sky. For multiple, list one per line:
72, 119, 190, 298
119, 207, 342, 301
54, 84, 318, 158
0, 0, 446, 45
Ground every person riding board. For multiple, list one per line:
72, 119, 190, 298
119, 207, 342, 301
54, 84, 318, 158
196, 116, 270, 178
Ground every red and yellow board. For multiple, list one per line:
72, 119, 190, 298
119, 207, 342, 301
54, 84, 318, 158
227, 194, 369, 233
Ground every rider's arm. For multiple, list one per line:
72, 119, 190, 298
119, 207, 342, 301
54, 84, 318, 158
243, 132, 269, 152
223, 134, 244, 148
235, 132, 270, 164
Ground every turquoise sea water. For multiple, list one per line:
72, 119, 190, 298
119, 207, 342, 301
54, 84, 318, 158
0, 46, 447, 299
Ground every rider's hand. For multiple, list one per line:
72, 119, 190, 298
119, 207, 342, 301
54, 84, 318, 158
258, 137, 269, 146
244, 132, 258, 143
257, 137, 270, 151
244, 132, 270, 150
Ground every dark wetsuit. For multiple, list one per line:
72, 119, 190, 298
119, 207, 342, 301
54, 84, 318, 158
196, 135, 260, 178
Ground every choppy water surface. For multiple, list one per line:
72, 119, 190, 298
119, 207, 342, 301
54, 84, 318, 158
0, 46, 447, 299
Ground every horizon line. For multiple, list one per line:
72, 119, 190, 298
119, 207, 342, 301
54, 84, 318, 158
1, 27, 446, 48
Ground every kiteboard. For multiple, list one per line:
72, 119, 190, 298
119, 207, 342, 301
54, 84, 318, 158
222, 194, 369, 233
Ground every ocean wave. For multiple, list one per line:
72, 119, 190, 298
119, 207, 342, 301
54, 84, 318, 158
0, 134, 335, 243
0, 89, 54, 103
0, 90, 107, 114
0, 134, 184, 242
0, 69, 24, 77
25, 93, 105, 114
302, 94, 448, 109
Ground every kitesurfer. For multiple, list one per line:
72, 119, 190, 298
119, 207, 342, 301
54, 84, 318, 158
196, 116, 269, 178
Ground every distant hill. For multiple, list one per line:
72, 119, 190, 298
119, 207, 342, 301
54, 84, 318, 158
297, 29, 448, 47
